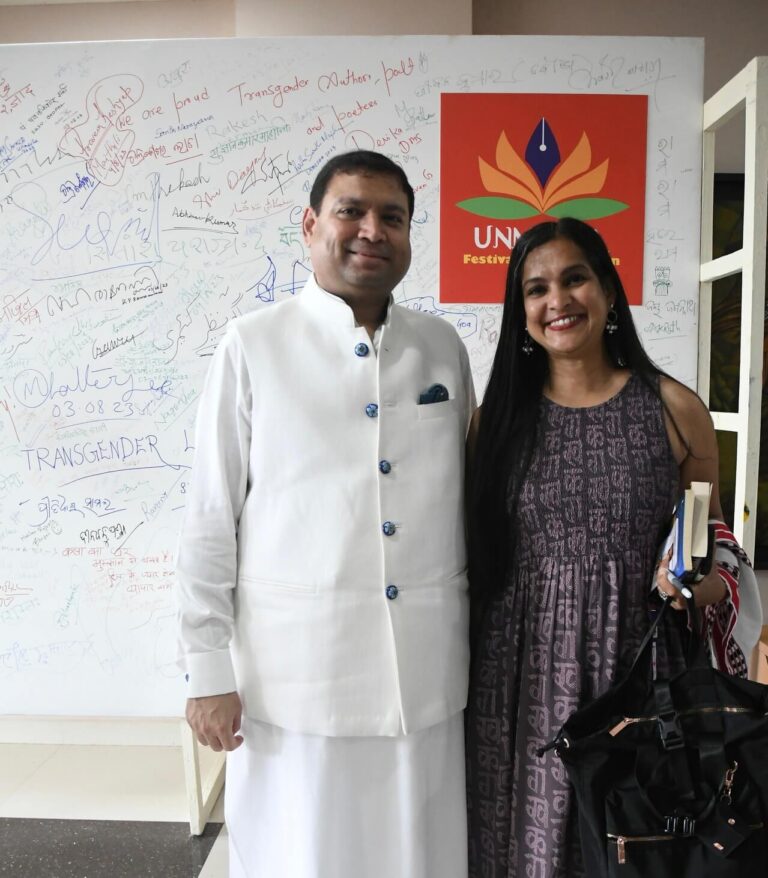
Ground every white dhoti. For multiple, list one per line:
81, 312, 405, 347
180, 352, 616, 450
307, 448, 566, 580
225, 711, 467, 878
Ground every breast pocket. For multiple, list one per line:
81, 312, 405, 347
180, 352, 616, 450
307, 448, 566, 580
416, 398, 457, 420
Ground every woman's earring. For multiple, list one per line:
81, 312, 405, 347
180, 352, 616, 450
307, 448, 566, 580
522, 329, 534, 355
605, 306, 618, 335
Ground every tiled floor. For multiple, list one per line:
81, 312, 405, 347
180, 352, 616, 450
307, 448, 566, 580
199, 828, 228, 878
0, 818, 223, 878
0, 743, 228, 877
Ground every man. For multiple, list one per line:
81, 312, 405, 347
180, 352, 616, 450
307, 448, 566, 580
176, 150, 475, 878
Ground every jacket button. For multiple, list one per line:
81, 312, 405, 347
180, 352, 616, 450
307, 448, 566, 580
385, 584, 399, 600
365, 403, 379, 418
354, 342, 370, 357
378, 459, 392, 474
382, 520, 396, 536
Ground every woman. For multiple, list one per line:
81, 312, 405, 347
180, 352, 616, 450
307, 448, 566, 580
465, 218, 748, 877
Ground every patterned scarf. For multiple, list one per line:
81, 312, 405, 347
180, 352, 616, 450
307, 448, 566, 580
703, 519, 755, 678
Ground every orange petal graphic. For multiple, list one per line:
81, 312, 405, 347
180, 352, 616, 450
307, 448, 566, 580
495, 131, 544, 200
543, 159, 609, 211
542, 132, 592, 204
479, 157, 543, 210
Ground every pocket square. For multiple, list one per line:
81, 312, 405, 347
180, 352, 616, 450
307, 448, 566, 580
418, 383, 449, 404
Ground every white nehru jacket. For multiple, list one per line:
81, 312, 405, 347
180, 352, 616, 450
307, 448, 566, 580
176, 275, 475, 737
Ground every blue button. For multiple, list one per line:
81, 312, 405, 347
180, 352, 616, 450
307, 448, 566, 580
382, 520, 396, 536
378, 460, 392, 474
365, 403, 379, 418
385, 584, 399, 600
355, 342, 370, 357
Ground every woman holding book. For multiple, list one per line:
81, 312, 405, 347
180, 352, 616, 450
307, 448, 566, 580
465, 218, 753, 878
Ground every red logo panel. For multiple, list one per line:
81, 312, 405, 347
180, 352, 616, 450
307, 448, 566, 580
439, 93, 648, 304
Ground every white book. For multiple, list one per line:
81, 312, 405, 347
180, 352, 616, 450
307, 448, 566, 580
662, 481, 712, 593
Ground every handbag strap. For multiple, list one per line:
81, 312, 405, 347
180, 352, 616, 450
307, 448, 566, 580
683, 596, 713, 669
641, 597, 730, 808
624, 594, 673, 679
650, 677, 728, 797
626, 590, 710, 683
630, 592, 728, 751
636, 743, 719, 826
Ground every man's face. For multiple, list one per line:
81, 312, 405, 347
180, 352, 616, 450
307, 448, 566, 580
302, 171, 412, 304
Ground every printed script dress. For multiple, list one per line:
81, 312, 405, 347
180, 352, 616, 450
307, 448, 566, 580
466, 373, 683, 878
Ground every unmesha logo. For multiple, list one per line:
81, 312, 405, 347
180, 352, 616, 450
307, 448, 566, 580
457, 120, 628, 221
439, 93, 648, 305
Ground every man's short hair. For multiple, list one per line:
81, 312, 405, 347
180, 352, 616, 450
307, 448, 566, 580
309, 150, 415, 219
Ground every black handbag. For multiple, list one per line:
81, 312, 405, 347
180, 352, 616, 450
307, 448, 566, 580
539, 597, 768, 876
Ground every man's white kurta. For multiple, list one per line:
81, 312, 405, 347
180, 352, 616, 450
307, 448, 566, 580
176, 275, 475, 875
226, 713, 468, 878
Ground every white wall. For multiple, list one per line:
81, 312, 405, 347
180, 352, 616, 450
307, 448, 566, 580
0, 0, 471, 41
234, 0, 471, 35
0, 0, 235, 40
474, 0, 768, 171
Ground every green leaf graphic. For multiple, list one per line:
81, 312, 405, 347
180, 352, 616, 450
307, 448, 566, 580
456, 197, 541, 219
546, 198, 629, 219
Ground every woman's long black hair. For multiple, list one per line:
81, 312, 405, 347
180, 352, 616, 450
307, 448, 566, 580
468, 218, 675, 603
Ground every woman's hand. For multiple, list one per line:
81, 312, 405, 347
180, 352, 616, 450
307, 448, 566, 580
655, 549, 688, 611
656, 549, 728, 610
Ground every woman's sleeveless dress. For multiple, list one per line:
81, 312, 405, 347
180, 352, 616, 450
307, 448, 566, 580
466, 373, 682, 878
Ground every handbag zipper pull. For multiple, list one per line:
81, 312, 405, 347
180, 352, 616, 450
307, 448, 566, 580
609, 717, 632, 736
616, 836, 626, 864
608, 714, 658, 736
721, 761, 738, 804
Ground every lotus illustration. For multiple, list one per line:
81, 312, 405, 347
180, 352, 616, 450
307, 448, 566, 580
457, 119, 629, 220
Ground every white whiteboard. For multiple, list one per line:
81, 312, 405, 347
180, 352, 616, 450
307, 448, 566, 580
0, 35, 703, 716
